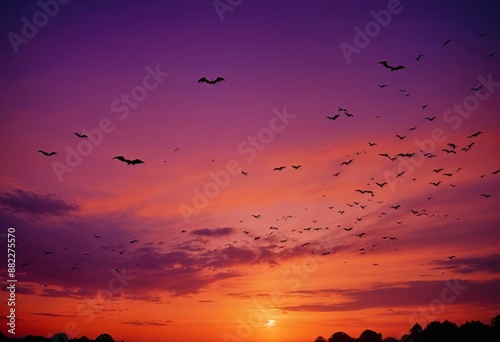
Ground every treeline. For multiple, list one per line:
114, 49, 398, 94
0, 332, 117, 342
314, 314, 500, 342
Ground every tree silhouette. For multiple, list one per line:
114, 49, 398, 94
95, 334, 115, 342
314, 336, 327, 342
458, 320, 490, 342
328, 331, 353, 342
357, 329, 382, 342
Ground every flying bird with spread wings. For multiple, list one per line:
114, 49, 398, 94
198, 77, 225, 84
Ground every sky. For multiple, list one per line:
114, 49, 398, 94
0, 0, 499, 341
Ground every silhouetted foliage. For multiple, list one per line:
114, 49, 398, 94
312, 314, 500, 342
328, 331, 354, 342
357, 329, 382, 342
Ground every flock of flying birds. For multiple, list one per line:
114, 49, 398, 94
31, 33, 499, 280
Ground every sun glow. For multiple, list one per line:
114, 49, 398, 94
267, 319, 276, 327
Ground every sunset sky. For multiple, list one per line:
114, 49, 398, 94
0, 0, 500, 341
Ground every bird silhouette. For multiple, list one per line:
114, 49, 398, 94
416, 54, 424, 61
93, 234, 101, 238
327, 115, 340, 120
129, 240, 139, 244
251, 214, 261, 218
443, 38, 452, 45
340, 159, 353, 166
273, 166, 286, 171
396, 134, 406, 140
429, 181, 442, 186
291, 165, 302, 169
424, 116, 437, 121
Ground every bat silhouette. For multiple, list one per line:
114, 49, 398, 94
396, 171, 405, 178
429, 181, 441, 186
251, 214, 260, 218
43, 250, 54, 255
355, 233, 367, 237
396, 134, 406, 140
487, 52, 495, 57
112, 156, 145, 165
481, 194, 491, 198
376, 182, 387, 188
327, 115, 340, 120
291, 165, 302, 169
433, 168, 444, 173
443, 38, 451, 45
378, 84, 388, 88
345, 112, 354, 117
129, 240, 139, 244
340, 159, 353, 166
379, 153, 397, 161
333, 171, 341, 176
273, 166, 286, 171
92, 234, 101, 238
448, 143, 458, 149
241, 171, 248, 176
180, 230, 187, 233
74, 132, 88, 138
409, 126, 417, 131
378, 61, 405, 71
443, 173, 453, 177
338, 107, 347, 112
421, 105, 428, 110
469, 85, 483, 92
416, 54, 424, 61
198, 77, 225, 84
368, 142, 377, 146
398, 153, 415, 158
441, 149, 456, 154
492, 170, 500, 175
447, 255, 456, 259
467, 131, 482, 138
343, 227, 353, 231
38, 150, 57, 156
391, 205, 401, 209
356, 189, 374, 196
462, 142, 474, 152
424, 116, 437, 121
